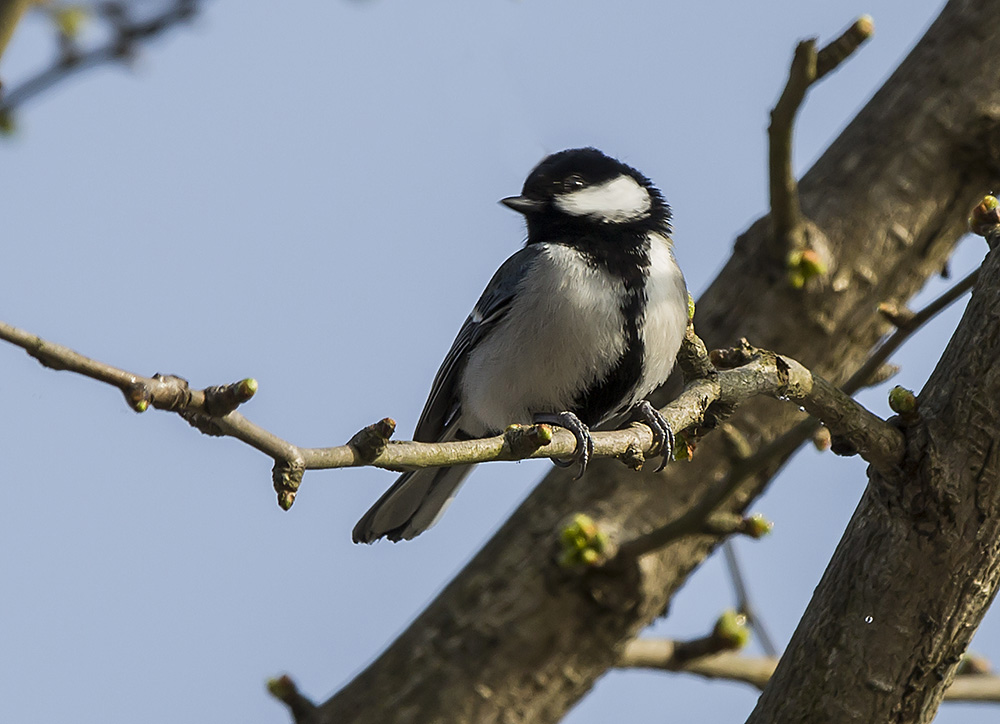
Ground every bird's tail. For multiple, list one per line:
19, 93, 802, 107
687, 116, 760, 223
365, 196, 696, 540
352, 463, 475, 543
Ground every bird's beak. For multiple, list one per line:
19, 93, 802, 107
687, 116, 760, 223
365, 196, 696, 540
500, 195, 543, 214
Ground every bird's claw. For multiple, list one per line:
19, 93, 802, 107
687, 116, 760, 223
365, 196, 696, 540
630, 400, 674, 472
534, 411, 593, 479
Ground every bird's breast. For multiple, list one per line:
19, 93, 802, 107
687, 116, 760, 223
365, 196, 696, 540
460, 243, 627, 435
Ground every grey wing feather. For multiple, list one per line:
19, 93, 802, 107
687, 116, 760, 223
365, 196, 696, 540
352, 245, 544, 544
412, 245, 544, 442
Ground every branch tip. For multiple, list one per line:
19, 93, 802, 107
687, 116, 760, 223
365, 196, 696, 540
812, 425, 832, 451
266, 674, 317, 722
713, 609, 752, 650
815, 15, 875, 81
969, 194, 1000, 242
877, 301, 915, 329
348, 418, 396, 463
124, 382, 151, 413
272, 459, 305, 511
703, 512, 772, 540
888, 385, 919, 418
201, 377, 257, 416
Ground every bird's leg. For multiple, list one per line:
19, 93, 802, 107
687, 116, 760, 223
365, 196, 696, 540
532, 411, 593, 480
628, 400, 674, 472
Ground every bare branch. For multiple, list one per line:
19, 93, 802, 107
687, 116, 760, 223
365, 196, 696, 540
768, 17, 874, 257
618, 640, 1000, 703
723, 541, 779, 658
0, 319, 904, 513
0, 0, 199, 116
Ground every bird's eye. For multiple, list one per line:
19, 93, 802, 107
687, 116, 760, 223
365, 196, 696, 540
564, 174, 586, 190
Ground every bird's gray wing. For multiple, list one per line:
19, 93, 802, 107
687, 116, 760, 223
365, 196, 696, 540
412, 244, 544, 442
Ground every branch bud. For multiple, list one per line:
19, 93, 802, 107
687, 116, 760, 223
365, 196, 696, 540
888, 385, 918, 415
712, 609, 751, 650
558, 513, 609, 568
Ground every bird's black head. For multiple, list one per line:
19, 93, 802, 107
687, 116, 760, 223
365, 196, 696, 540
501, 148, 671, 238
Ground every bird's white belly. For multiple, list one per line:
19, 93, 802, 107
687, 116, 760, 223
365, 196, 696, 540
460, 243, 626, 435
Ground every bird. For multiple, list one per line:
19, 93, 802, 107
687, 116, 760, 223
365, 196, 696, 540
352, 147, 689, 543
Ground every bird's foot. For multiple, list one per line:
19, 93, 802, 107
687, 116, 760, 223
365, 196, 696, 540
629, 400, 674, 472
533, 411, 593, 480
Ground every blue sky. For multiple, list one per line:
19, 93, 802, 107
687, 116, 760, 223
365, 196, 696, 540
2, 1, 994, 723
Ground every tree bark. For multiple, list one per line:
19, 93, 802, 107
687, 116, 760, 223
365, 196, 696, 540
315, 2, 1000, 722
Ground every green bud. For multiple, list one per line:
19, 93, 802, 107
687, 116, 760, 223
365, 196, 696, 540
557, 513, 608, 568
969, 195, 1000, 236
744, 513, 774, 539
786, 248, 827, 289
713, 609, 751, 649
54, 6, 89, 39
888, 385, 918, 415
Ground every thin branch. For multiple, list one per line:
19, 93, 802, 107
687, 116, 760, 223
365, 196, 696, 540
0, 319, 903, 511
0, 0, 199, 114
768, 17, 873, 256
723, 541, 779, 658
617, 639, 1000, 703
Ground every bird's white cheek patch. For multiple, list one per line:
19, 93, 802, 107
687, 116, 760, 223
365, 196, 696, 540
555, 175, 652, 223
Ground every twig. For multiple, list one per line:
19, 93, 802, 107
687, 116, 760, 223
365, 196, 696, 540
768, 17, 873, 256
618, 639, 1000, 702
0, 0, 199, 114
0, 319, 903, 511
723, 541, 779, 658
267, 675, 317, 724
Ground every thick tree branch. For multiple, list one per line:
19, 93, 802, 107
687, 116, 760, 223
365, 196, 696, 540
619, 639, 1000, 703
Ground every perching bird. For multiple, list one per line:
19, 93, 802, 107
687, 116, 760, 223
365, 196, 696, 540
353, 148, 688, 543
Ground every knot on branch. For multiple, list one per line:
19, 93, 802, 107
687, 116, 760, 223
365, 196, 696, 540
502, 423, 552, 459
180, 410, 227, 436
273, 458, 305, 511
619, 441, 646, 470
677, 324, 716, 381
710, 339, 759, 369
149, 373, 193, 411
348, 418, 396, 463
